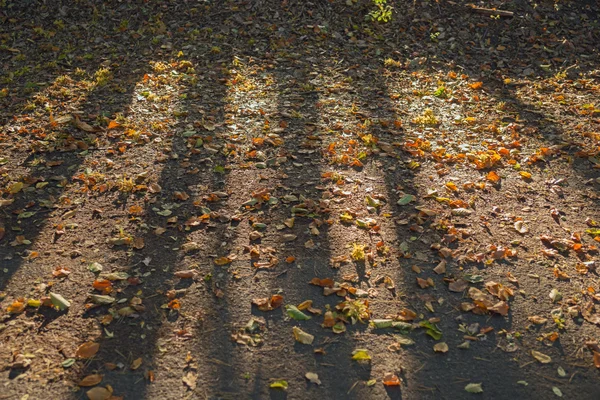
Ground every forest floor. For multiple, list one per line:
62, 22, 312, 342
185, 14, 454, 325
1, 1, 600, 399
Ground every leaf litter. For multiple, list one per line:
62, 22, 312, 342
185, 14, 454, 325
0, 0, 599, 399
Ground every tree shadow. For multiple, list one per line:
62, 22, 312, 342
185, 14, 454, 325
1, 1, 599, 399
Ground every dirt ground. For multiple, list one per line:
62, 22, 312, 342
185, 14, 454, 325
1, 1, 599, 399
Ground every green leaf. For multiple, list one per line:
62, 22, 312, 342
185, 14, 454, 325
351, 349, 371, 361
552, 387, 562, 397
371, 319, 393, 329
397, 194, 416, 205
463, 274, 484, 283
270, 380, 288, 389
285, 305, 311, 320
18, 211, 36, 219
61, 358, 75, 368
89, 262, 103, 273
49, 292, 71, 310
419, 320, 442, 340
465, 383, 483, 393
214, 165, 225, 174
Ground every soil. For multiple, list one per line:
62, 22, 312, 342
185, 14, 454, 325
1, 1, 599, 399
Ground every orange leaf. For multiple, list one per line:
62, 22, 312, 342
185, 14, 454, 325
7, 299, 26, 314
93, 279, 112, 291
128, 205, 144, 215
469, 81, 483, 90
486, 171, 500, 183
107, 120, 121, 130
594, 351, 600, 369
309, 278, 335, 287
285, 256, 296, 263
167, 299, 181, 310
76, 342, 100, 359
383, 373, 401, 386
78, 374, 103, 387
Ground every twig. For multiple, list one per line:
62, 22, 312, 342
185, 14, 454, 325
347, 380, 359, 395
469, 6, 514, 18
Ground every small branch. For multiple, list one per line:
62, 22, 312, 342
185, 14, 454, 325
469, 6, 514, 18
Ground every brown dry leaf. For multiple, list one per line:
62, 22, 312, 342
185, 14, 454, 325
397, 308, 417, 322
174, 270, 197, 279
173, 191, 190, 201
74, 116, 99, 132
594, 351, 600, 369
489, 301, 509, 316
416, 277, 430, 289
214, 256, 233, 266
86, 386, 112, 400
433, 260, 446, 274
448, 279, 468, 292
485, 281, 514, 301
76, 342, 100, 359
78, 374, 103, 387
322, 311, 336, 328
528, 316, 548, 325
133, 237, 145, 249
182, 371, 197, 390
130, 357, 143, 370
251, 295, 284, 311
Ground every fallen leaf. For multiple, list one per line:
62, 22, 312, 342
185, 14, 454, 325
182, 371, 197, 390
286, 305, 311, 320
252, 295, 284, 311
76, 342, 100, 359
49, 292, 71, 310
292, 326, 314, 345
130, 357, 143, 370
528, 316, 548, 325
270, 380, 288, 390
433, 342, 449, 353
465, 383, 483, 393
382, 373, 401, 386
351, 349, 371, 361
174, 270, 197, 279
78, 374, 103, 387
593, 351, 600, 369
531, 350, 552, 364
86, 386, 112, 400
305, 372, 321, 385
